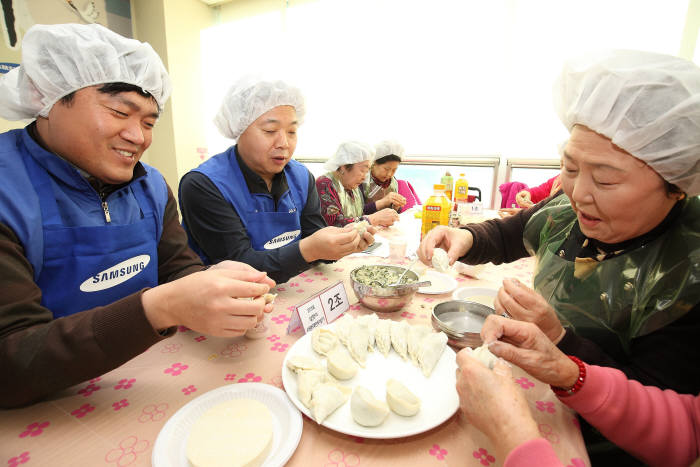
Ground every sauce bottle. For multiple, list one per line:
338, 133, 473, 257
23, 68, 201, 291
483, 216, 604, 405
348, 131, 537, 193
454, 173, 469, 203
421, 184, 451, 239
440, 171, 454, 202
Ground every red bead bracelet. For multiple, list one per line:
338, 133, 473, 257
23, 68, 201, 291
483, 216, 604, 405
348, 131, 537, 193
551, 355, 586, 397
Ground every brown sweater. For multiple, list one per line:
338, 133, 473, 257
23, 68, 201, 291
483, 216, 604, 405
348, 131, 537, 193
0, 186, 204, 408
461, 196, 700, 395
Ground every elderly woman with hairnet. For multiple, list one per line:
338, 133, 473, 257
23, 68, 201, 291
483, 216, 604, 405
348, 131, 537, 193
316, 141, 401, 227
362, 140, 407, 212
419, 50, 700, 397
179, 78, 375, 284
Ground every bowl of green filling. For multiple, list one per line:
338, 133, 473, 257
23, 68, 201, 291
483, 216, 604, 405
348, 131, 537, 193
350, 264, 420, 312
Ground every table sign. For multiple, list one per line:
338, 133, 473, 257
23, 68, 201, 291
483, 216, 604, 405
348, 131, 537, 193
287, 281, 349, 334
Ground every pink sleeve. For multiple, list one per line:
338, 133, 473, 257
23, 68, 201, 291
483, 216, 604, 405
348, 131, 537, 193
526, 176, 557, 203
505, 438, 563, 467
560, 364, 700, 467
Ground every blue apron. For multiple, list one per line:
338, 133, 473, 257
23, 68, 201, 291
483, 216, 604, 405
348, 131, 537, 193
23, 153, 160, 318
185, 148, 308, 262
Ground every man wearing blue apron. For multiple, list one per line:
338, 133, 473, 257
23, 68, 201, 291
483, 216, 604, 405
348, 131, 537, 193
0, 24, 274, 408
179, 77, 375, 283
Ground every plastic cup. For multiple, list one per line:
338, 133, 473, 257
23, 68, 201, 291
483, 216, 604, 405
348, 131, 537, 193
388, 237, 408, 262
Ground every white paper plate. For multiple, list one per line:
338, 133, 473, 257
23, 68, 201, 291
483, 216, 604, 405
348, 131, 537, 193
282, 322, 459, 439
417, 271, 458, 295
152, 383, 302, 467
452, 287, 498, 307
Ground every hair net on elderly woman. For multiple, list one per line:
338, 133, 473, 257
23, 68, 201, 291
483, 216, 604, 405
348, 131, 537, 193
374, 140, 405, 160
553, 49, 700, 196
324, 141, 375, 172
214, 76, 306, 140
0, 23, 171, 120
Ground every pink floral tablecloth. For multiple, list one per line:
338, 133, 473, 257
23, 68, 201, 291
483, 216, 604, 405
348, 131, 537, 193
0, 224, 589, 467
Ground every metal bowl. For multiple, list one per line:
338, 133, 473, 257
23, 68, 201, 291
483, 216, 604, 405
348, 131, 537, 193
349, 264, 420, 312
431, 300, 495, 348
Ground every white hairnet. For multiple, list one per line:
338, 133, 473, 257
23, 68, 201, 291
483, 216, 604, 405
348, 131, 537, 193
214, 76, 306, 140
554, 49, 700, 196
374, 140, 405, 161
0, 23, 171, 120
324, 141, 375, 171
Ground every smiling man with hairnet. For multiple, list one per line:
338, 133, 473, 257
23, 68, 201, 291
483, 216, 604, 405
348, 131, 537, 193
179, 77, 375, 284
0, 24, 276, 408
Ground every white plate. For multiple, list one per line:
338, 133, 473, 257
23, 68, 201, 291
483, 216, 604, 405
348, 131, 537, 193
452, 287, 498, 307
282, 323, 459, 439
417, 271, 458, 295
152, 383, 302, 467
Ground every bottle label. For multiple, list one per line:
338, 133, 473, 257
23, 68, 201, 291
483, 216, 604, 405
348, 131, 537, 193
425, 205, 441, 212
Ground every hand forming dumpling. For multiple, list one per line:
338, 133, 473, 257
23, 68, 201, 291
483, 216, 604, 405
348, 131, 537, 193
471, 344, 499, 370
351, 386, 390, 427
386, 378, 421, 416
390, 320, 410, 360
374, 318, 392, 356
431, 247, 450, 272
326, 345, 359, 380
310, 383, 351, 424
407, 324, 432, 365
417, 331, 448, 377
352, 220, 370, 236
311, 328, 339, 356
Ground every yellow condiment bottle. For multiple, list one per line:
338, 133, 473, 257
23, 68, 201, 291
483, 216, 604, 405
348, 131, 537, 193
440, 171, 454, 202
421, 184, 451, 239
454, 173, 469, 203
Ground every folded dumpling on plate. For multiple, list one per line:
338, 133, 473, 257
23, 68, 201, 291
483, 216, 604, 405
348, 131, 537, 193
374, 318, 392, 356
351, 386, 390, 427
391, 320, 410, 360
286, 354, 324, 373
357, 313, 379, 351
417, 331, 448, 377
310, 383, 351, 424
311, 327, 339, 356
347, 319, 370, 366
471, 344, 499, 370
407, 324, 432, 365
334, 314, 354, 346
326, 344, 359, 380
296, 369, 330, 408
386, 378, 421, 416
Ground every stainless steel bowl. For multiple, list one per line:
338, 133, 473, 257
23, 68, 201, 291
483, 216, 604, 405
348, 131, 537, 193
431, 300, 495, 348
350, 264, 420, 312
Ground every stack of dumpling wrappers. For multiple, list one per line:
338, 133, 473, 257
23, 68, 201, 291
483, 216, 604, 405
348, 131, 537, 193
286, 314, 448, 427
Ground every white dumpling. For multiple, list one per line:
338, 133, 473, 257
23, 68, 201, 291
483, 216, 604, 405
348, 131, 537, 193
407, 324, 432, 365
417, 331, 448, 377
296, 369, 328, 408
350, 386, 390, 427
374, 318, 392, 356
347, 320, 370, 366
352, 220, 370, 236
390, 320, 410, 360
386, 378, 421, 416
431, 247, 450, 272
471, 344, 500, 370
357, 314, 379, 351
311, 328, 339, 356
310, 383, 350, 424
326, 345, 359, 380
286, 354, 324, 373
334, 314, 354, 346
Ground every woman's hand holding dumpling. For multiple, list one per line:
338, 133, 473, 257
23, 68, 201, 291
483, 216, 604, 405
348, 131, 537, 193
495, 278, 564, 343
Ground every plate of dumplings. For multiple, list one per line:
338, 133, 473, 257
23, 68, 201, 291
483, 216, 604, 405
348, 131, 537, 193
282, 314, 459, 438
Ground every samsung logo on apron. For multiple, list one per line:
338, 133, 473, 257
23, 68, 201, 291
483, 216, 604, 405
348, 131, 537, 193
263, 230, 301, 249
79, 255, 151, 292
